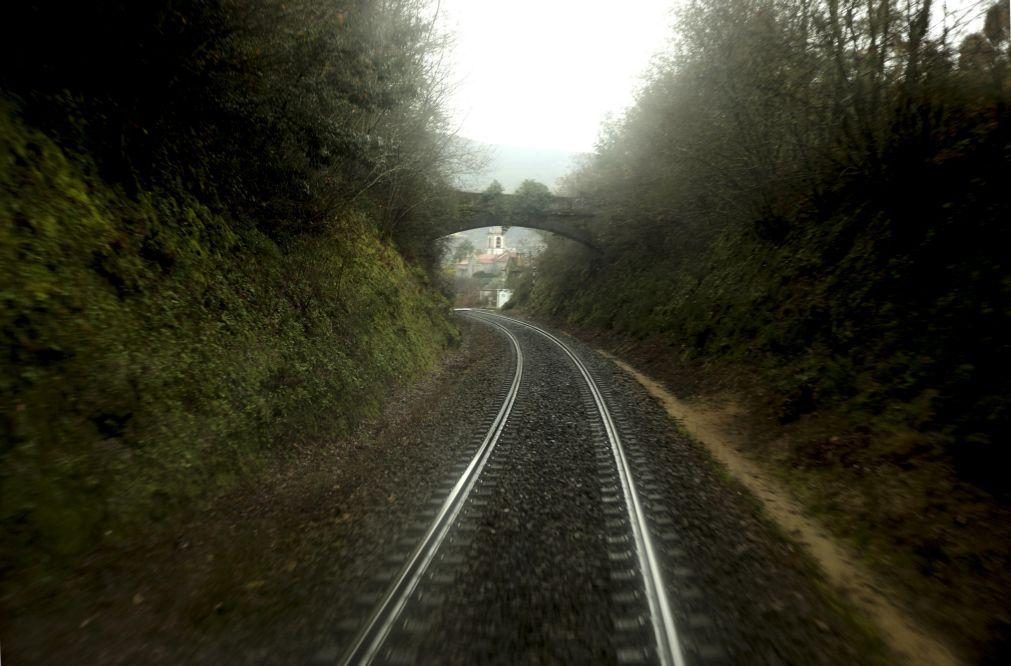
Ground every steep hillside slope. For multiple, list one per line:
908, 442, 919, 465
524, 0, 1011, 659
1, 108, 455, 581
1, 0, 464, 618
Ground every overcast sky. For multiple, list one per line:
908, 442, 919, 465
439, 0, 675, 154
437, 0, 993, 155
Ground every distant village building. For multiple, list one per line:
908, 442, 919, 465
479, 278, 513, 309
455, 251, 512, 279
454, 227, 521, 309
486, 226, 506, 254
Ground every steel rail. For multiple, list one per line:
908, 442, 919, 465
340, 313, 524, 665
470, 310, 686, 666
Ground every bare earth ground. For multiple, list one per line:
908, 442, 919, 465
600, 352, 957, 666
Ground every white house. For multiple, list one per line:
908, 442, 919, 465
479, 278, 514, 309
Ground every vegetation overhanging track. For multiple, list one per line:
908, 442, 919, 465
466, 309, 686, 666
340, 314, 524, 665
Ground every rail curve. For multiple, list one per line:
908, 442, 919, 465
340, 315, 523, 663
342, 309, 684, 665
469, 310, 685, 666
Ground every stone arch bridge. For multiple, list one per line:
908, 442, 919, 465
433, 190, 598, 250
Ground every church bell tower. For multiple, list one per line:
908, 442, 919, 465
487, 226, 505, 255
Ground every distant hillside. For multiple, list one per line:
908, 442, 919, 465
454, 139, 584, 193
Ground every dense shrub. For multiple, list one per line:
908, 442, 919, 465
524, 5, 1010, 656
1, 107, 455, 566
531, 0, 1010, 485
0, 0, 460, 259
0, 0, 462, 574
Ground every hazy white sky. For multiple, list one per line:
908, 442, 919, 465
439, 0, 675, 154
436, 0, 993, 155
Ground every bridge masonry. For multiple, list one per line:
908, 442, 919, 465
435, 190, 599, 250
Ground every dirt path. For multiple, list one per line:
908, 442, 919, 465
601, 351, 961, 666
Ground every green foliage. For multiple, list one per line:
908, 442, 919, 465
473, 179, 508, 222
509, 179, 553, 222
0, 0, 460, 254
0, 0, 463, 617
530, 0, 1011, 488
451, 238, 476, 263
483, 180, 505, 197
0, 106, 454, 571
527, 6, 1010, 654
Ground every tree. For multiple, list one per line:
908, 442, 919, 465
451, 238, 475, 263
0, 0, 460, 249
476, 179, 508, 222
482, 180, 505, 198
984, 0, 1010, 46
509, 179, 553, 224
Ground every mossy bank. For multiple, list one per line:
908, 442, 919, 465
1, 107, 456, 590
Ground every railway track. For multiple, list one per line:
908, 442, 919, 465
341, 310, 685, 665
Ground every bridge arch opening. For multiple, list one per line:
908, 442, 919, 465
445, 224, 595, 311
431, 190, 600, 251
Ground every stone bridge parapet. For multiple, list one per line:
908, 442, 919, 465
435, 190, 598, 249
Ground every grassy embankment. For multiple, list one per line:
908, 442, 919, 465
521, 0, 1011, 660
2, 0, 465, 618
0, 106, 455, 601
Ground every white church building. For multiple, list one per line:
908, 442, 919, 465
455, 227, 516, 309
